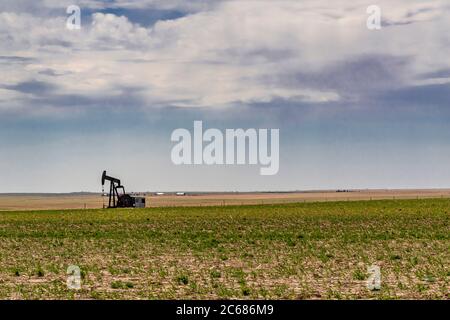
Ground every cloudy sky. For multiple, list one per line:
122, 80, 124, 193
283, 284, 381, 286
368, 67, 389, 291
1, 0, 450, 193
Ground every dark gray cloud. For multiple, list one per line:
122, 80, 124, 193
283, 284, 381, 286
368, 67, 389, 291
39, 39, 73, 47
372, 83, 450, 109
405, 6, 434, 19
22, 85, 147, 111
382, 5, 442, 27
3, 80, 56, 95
0, 56, 35, 64
38, 69, 72, 77
221, 47, 295, 65
263, 54, 410, 101
419, 69, 450, 79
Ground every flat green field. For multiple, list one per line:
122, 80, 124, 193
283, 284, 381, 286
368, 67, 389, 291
0, 199, 448, 299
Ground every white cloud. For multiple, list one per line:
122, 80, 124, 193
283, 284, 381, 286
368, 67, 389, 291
0, 0, 449, 116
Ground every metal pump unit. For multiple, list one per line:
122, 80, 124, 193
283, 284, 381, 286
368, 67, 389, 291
101, 171, 145, 208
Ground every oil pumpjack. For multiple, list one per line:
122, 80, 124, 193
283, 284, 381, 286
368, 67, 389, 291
101, 171, 146, 208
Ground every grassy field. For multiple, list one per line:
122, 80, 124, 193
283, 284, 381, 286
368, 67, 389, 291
0, 199, 448, 299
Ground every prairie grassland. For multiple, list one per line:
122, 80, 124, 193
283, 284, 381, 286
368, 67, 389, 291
0, 199, 448, 299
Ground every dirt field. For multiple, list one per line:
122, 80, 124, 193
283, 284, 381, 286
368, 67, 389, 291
0, 189, 450, 211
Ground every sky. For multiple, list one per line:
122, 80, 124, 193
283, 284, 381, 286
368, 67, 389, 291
0, 0, 450, 193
